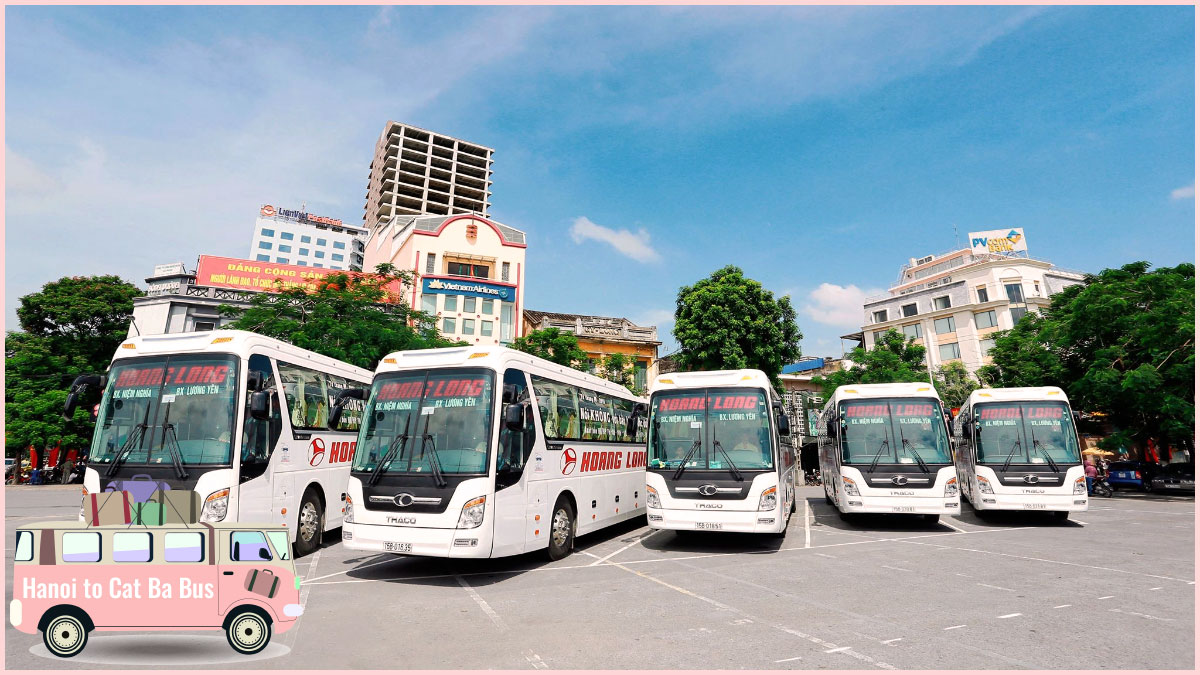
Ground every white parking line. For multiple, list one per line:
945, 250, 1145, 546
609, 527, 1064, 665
588, 529, 659, 567
880, 638, 903, 644
1096, 595, 1114, 600
942, 520, 967, 533
815, 553, 836, 559
775, 656, 803, 663
524, 648, 548, 669
881, 565, 912, 573
977, 583, 1015, 592
804, 499, 812, 549
1071, 519, 1088, 525
898, 540, 1195, 584
997, 613, 1022, 619
943, 625, 966, 630
301, 555, 399, 584
1054, 604, 1071, 609
456, 575, 506, 631
824, 646, 852, 653
1149, 587, 1163, 591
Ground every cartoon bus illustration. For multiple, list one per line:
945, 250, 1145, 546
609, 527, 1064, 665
10, 521, 303, 657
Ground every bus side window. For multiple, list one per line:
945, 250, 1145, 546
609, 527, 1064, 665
14, 531, 33, 562
497, 369, 535, 490
241, 354, 282, 483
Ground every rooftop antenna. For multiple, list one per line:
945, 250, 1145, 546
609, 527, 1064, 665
953, 223, 960, 249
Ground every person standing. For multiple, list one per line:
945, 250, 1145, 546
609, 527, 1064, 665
1084, 458, 1098, 495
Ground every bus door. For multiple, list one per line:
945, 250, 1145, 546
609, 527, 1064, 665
238, 354, 284, 525
218, 529, 288, 617
492, 369, 538, 557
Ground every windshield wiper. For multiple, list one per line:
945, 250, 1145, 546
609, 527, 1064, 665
367, 415, 412, 487
1031, 439, 1061, 473
867, 440, 891, 474
417, 414, 448, 488
901, 438, 931, 474
672, 439, 703, 481
711, 439, 744, 481
158, 403, 189, 480
1000, 439, 1022, 472
104, 423, 148, 477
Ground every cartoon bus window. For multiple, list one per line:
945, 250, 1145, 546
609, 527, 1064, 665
61, 532, 101, 563
266, 531, 291, 560
164, 532, 204, 562
112, 532, 153, 562
14, 531, 33, 562
231, 531, 272, 561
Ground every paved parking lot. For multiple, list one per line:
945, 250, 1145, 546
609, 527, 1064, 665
6, 484, 1195, 669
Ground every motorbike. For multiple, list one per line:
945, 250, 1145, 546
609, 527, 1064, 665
1092, 474, 1114, 498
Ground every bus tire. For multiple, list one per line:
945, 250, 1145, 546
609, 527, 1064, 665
547, 497, 575, 561
225, 606, 272, 655
41, 609, 89, 658
294, 488, 324, 557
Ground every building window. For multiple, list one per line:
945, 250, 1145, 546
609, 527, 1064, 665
1005, 283, 1024, 303
280, 232, 294, 241
258, 241, 272, 250
463, 297, 477, 313
447, 262, 489, 279
501, 262, 511, 282
974, 310, 998, 329
932, 295, 951, 310
444, 295, 458, 312
426, 253, 436, 274
261, 228, 274, 237
462, 319, 475, 335
442, 317, 456, 334
315, 251, 324, 259
1033, 281, 1041, 296
194, 321, 216, 332
872, 310, 888, 323
316, 238, 327, 247
902, 323, 922, 339
333, 241, 346, 250
934, 316, 956, 334
301, 235, 311, 243
979, 338, 996, 356
480, 320, 493, 337
421, 294, 436, 315
276, 257, 288, 264
938, 343, 961, 361
278, 245, 292, 253
299, 248, 309, 256
330, 266, 342, 270
332, 253, 344, 262
872, 330, 887, 343
500, 302, 514, 343
976, 286, 989, 303
313, 263, 323, 268
256, 254, 270, 262
1010, 306, 1028, 324
481, 299, 494, 315
297, 261, 307, 266
901, 303, 918, 317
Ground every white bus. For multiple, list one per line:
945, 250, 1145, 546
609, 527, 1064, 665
644, 370, 797, 535
66, 330, 372, 556
338, 346, 648, 560
953, 387, 1088, 520
818, 383, 959, 523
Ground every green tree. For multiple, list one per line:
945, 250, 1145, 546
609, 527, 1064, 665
511, 327, 590, 370
220, 264, 456, 370
673, 265, 802, 385
975, 314, 1064, 388
599, 353, 637, 391
932, 360, 980, 411
6, 275, 143, 459
813, 329, 929, 399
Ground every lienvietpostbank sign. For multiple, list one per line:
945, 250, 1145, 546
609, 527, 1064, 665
422, 276, 515, 302
969, 228, 1028, 255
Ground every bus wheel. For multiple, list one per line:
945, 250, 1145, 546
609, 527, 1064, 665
42, 611, 89, 658
547, 497, 575, 561
295, 489, 324, 557
226, 607, 272, 655
824, 491, 833, 506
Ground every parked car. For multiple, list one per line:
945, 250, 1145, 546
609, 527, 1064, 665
1149, 463, 1195, 493
1105, 461, 1155, 491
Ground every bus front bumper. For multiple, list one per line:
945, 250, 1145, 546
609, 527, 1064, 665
342, 521, 491, 558
840, 494, 961, 515
646, 507, 782, 533
974, 493, 1087, 512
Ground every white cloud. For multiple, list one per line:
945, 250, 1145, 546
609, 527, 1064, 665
569, 217, 662, 263
803, 283, 883, 327
1170, 183, 1194, 200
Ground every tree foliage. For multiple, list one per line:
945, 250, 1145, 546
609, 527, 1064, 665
932, 360, 980, 411
977, 262, 1194, 453
220, 264, 455, 370
813, 329, 928, 399
6, 275, 143, 457
511, 327, 591, 370
673, 266, 802, 385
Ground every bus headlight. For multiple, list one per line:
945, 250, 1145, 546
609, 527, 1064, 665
758, 486, 778, 511
201, 488, 229, 522
842, 476, 860, 496
344, 496, 354, 524
457, 496, 486, 529
944, 477, 958, 497
646, 485, 661, 509
1073, 476, 1087, 495
976, 476, 993, 494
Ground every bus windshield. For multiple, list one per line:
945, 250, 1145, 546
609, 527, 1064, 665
838, 398, 951, 465
974, 402, 1080, 465
351, 368, 495, 476
648, 387, 774, 471
90, 355, 239, 466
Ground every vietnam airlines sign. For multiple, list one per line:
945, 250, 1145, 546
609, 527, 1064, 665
969, 228, 1028, 255
422, 276, 515, 301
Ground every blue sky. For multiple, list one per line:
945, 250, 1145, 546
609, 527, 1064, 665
5, 6, 1194, 357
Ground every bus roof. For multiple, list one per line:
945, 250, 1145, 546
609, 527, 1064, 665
649, 369, 774, 394
113, 330, 372, 380
375, 345, 645, 402
963, 387, 1071, 409
19, 520, 290, 533
826, 382, 943, 406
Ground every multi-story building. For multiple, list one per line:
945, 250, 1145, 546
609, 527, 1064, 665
364, 122, 493, 228
250, 204, 366, 271
521, 310, 661, 392
363, 213, 526, 346
859, 245, 1085, 374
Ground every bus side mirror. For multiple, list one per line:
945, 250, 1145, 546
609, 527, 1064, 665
249, 391, 272, 421
777, 414, 791, 437
502, 384, 519, 405
247, 371, 267, 393
626, 403, 648, 439
504, 403, 524, 431
328, 388, 366, 429
63, 374, 105, 421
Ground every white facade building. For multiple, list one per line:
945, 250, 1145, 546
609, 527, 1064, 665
860, 247, 1086, 374
250, 204, 367, 271
363, 213, 526, 345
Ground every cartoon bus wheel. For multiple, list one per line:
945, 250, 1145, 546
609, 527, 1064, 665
41, 609, 90, 658
225, 607, 272, 655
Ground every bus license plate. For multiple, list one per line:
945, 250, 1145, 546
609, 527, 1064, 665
384, 542, 412, 553
1023, 504, 1046, 510
696, 522, 723, 531
891, 506, 915, 513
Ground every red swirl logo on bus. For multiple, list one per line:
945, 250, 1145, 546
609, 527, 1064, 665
309, 438, 326, 467
561, 448, 577, 475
